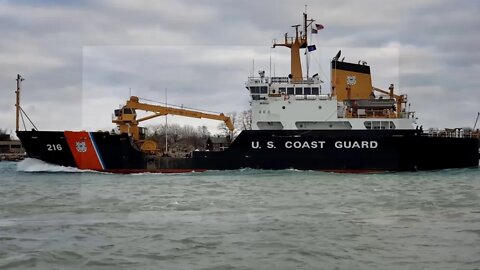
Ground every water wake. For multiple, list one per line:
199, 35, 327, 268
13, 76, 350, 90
16, 158, 86, 173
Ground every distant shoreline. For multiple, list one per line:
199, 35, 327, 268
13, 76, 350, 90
0, 153, 25, 162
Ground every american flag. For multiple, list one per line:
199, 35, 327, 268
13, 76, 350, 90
311, 23, 324, 34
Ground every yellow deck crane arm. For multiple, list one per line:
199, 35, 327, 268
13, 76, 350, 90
113, 96, 234, 143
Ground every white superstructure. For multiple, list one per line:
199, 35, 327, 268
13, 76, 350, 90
248, 12, 416, 131
246, 72, 416, 130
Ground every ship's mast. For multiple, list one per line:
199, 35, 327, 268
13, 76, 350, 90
272, 13, 312, 81
15, 74, 24, 132
165, 88, 168, 155
305, 15, 315, 78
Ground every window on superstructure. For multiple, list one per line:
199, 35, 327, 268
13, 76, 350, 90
250, 87, 259, 94
364, 121, 372, 129
312, 87, 319, 95
260, 86, 268, 94
364, 121, 396, 130
287, 87, 294, 95
295, 87, 302, 95
304, 87, 311, 95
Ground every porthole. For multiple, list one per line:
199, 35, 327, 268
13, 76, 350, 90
282, 106, 286, 109
318, 106, 322, 109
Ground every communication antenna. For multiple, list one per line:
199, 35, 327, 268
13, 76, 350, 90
272, 39, 277, 77
269, 48, 272, 78
252, 58, 255, 77
273, 55, 276, 77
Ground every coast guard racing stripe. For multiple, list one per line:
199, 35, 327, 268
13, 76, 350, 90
64, 131, 105, 170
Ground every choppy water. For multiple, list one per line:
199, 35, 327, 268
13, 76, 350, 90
0, 159, 479, 270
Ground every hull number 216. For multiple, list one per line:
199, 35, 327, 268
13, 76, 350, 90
46, 144, 63, 151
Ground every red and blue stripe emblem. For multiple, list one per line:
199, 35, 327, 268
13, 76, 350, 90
64, 131, 105, 170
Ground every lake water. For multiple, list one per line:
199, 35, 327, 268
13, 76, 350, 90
1, 159, 479, 269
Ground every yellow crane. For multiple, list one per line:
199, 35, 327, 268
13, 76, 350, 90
372, 85, 407, 118
112, 96, 234, 153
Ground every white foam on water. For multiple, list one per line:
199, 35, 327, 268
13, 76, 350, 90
16, 158, 86, 173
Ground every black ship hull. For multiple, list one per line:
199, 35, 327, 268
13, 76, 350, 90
17, 130, 479, 173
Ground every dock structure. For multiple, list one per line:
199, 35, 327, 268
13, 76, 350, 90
0, 140, 25, 161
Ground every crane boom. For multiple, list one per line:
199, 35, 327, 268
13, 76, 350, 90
113, 96, 234, 141
372, 86, 401, 99
372, 85, 406, 117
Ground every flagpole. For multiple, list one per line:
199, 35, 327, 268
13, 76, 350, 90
306, 39, 309, 79
305, 21, 309, 79
305, 5, 309, 79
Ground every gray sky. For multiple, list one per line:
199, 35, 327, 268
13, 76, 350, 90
1, 0, 479, 135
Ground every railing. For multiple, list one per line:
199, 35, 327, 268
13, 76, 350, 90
282, 94, 331, 100
247, 76, 320, 85
344, 110, 404, 119
271, 77, 289, 83
427, 129, 480, 138
290, 78, 317, 84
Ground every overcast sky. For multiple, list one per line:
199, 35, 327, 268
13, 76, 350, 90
1, 0, 479, 135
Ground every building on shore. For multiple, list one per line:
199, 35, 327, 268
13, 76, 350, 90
0, 140, 25, 161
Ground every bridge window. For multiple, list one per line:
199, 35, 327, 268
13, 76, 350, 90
312, 87, 319, 95
287, 87, 294, 95
304, 87, 311, 95
364, 121, 396, 130
250, 86, 267, 94
295, 87, 302, 95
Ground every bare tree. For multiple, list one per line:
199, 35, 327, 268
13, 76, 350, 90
197, 125, 210, 139
217, 112, 238, 138
238, 109, 252, 131
145, 123, 212, 152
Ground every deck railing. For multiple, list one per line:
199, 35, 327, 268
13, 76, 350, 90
247, 76, 320, 85
426, 129, 480, 139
